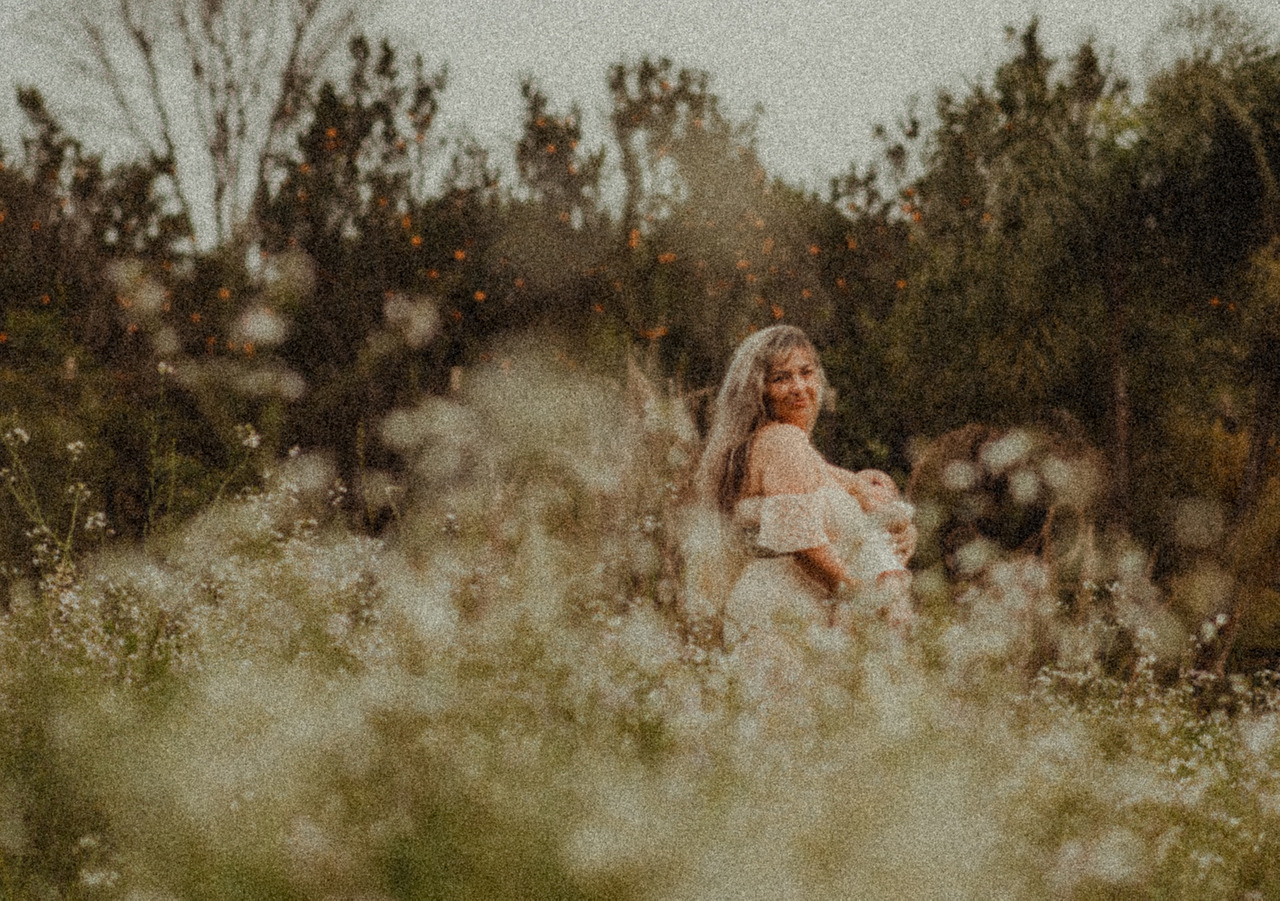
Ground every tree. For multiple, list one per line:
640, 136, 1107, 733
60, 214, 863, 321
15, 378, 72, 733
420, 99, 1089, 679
819, 164, 915, 473
599, 58, 844, 390
1141, 5, 1280, 674
260, 35, 445, 252
0, 89, 251, 548
252, 35, 447, 524
878, 22, 1176, 524
2, 88, 184, 357
42, 0, 357, 247
514, 78, 605, 230
607, 57, 730, 242
1148, 6, 1280, 526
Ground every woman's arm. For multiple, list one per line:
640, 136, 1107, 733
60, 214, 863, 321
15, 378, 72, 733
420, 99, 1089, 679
749, 425, 853, 597
795, 543, 857, 596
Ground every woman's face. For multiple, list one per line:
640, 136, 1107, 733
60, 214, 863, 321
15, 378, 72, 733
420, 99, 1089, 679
764, 347, 820, 430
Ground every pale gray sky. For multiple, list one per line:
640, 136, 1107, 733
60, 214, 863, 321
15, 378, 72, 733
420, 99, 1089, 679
2, 0, 1278, 195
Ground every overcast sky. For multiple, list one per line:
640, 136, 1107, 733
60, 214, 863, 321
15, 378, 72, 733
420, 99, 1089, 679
2, 0, 1279, 195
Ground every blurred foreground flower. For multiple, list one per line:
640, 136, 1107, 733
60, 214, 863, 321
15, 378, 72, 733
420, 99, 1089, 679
0, 352, 1274, 899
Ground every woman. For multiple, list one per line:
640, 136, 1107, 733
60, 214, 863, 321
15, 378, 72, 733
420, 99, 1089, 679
695, 325, 915, 645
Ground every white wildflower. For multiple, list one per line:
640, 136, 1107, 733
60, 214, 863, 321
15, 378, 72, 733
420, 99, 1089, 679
384, 295, 439, 348
979, 429, 1032, 473
953, 537, 997, 575
153, 328, 180, 357
1007, 466, 1040, 504
234, 306, 289, 346
1240, 715, 1278, 758
78, 868, 118, 888
232, 366, 306, 401
941, 459, 977, 491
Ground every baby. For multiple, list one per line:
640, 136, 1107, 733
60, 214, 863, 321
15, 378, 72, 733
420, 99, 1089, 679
837, 468, 915, 629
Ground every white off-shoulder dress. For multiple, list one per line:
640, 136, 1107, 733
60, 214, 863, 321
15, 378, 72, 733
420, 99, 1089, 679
724, 482, 903, 644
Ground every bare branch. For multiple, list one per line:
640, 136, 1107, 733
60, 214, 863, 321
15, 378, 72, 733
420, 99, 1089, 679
249, 0, 354, 226
114, 0, 199, 236
175, 0, 215, 162
37, 0, 356, 246
80, 14, 156, 154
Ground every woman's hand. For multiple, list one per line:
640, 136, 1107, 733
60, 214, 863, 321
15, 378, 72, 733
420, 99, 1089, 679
793, 542, 850, 598
887, 518, 917, 566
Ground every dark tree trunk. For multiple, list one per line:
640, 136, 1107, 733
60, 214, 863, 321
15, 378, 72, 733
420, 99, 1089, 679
1106, 265, 1131, 532
1207, 336, 1280, 676
1234, 338, 1280, 525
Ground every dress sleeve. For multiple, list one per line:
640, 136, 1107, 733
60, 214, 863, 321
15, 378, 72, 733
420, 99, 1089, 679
755, 492, 829, 553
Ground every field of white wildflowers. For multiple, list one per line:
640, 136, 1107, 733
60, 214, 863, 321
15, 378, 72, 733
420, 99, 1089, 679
1, 350, 1278, 900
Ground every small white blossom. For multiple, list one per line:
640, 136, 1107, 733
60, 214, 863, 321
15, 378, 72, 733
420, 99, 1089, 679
235, 306, 288, 346
78, 868, 118, 888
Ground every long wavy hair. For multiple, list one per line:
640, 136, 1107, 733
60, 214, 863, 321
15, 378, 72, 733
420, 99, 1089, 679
694, 325, 828, 513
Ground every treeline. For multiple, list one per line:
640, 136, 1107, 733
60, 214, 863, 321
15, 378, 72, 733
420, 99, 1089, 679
3, 5, 1280, 657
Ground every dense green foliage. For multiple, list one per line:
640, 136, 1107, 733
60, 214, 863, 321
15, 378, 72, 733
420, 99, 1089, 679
3, 10, 1280, 649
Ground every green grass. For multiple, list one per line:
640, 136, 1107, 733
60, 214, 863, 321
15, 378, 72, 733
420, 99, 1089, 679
0, 353, 1274, 900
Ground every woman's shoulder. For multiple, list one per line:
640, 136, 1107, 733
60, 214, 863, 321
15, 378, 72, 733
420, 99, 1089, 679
746, 423, 826, 495
750, 422, 813, 455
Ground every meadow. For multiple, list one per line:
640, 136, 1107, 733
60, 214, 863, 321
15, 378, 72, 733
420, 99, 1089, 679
2, 5, 1280, 896
0, 351, 1273, 900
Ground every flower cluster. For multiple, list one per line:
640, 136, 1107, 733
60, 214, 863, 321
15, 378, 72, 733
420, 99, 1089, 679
0, 355, 1275, 898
